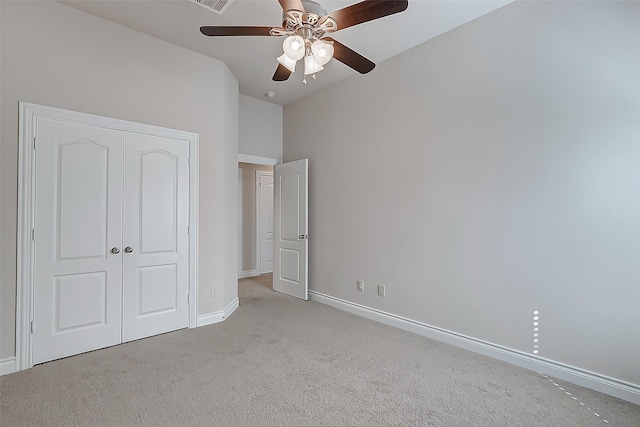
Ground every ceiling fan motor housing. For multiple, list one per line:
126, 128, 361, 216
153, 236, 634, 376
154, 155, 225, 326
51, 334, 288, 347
282, 13, 336, 41
291, 0, 327, 18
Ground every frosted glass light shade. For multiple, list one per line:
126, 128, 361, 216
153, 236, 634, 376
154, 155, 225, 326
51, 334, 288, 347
277, 53, 298, 72
283, 35, 305, 61
304, 55, 324, 75
311, 40, 334, 66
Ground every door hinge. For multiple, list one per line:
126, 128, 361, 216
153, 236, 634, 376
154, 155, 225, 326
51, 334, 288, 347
30, 321, 34, 333
32, 229, 35, 241
187, 294, 190, 304
187, 225, 190, 236
33, 138, 37, 150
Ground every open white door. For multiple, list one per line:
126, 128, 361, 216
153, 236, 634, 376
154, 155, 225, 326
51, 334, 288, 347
274, 159, 308, 300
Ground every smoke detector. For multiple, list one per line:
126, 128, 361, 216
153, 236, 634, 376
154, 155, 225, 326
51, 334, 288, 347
190, 0, 234, 15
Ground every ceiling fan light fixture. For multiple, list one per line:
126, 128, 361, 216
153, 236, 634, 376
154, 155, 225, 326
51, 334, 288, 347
277, 53, 298, 73
200, 0, 410, 83
304, 55, 324, 75
282, 35, 305, 61
311, 39, 334, 66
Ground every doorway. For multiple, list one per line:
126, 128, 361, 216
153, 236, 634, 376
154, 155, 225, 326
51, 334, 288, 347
238, 162, 274, 280
237, 155, 309, 301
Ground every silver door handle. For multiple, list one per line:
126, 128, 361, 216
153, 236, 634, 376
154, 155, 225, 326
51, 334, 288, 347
124, 246, 134, 253
298, 235, 309, 240
111, 247, 120, 254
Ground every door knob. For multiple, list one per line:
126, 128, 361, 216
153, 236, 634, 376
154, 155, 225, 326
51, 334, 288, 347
111, 247, 120, 254
124, 246, 134, 253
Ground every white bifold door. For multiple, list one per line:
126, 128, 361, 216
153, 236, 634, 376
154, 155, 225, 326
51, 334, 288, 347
273, 159, 308, 300
33, 118, 190, 365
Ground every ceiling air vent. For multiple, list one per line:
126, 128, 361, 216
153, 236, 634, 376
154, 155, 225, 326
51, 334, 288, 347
190, 0, 234, 15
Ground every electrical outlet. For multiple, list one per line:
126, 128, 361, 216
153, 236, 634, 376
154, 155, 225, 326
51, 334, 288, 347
378, 284, 386, 297
357, 280, 365, 291
211, 286, 217, 297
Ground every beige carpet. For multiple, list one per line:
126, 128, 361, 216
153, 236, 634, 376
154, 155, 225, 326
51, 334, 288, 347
1, 274, 639, 426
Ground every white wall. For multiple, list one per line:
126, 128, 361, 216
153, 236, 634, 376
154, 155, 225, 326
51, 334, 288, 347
284, 0, 640, 390
0, 0, 239, 360
239, 94, 283, 162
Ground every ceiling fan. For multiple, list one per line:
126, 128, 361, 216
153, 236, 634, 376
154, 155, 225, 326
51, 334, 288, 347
200, 0, 409, 83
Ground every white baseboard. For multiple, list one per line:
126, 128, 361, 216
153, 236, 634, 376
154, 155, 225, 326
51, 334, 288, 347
309, 291, 640, 405
4, 300, 242, 375
238, 269, 258, 279
1, 357, 17, 376
196, 298, 240, 327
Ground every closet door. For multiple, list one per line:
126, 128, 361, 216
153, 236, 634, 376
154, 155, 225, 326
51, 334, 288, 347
33, 119, 124, 364
121, 133, 190, 342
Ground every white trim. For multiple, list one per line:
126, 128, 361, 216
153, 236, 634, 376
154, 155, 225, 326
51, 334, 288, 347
196, 298, 240, 327
16, 102, 200, 372
238, 269, 259, 279
309, 291, 640, 405
1, 358, 17, 376
188, 125, 200, 332
238, 153, 279, 166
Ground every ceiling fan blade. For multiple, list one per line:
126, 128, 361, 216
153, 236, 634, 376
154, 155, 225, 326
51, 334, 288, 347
319, 0, 408, 31
324, 38, 375, 74
278, 0, 306, 12
273, 64, 292, 81
200, 26, 274, 37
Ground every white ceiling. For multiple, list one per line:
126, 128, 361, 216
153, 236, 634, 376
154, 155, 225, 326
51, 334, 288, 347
61, 0, 512, 105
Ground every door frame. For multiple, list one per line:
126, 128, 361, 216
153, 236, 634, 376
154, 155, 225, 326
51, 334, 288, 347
255, 170, 274, 275
16, 102, 200, 371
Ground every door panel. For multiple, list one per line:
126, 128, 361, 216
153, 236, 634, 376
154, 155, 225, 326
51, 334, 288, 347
138, 264, 178, 315
140, 151, 178, 254
122, 133, 190, 342
273, 159, 308, 300
58, 141, 109, 260
33, 118, 123, 364
280, 173, 300, 240
55, 272, 108, 332
280, 249, 300, 282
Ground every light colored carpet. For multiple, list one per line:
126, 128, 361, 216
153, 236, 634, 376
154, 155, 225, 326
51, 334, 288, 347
1, 274, 639, 426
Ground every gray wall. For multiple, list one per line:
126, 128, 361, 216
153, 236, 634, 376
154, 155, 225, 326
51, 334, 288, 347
284, 1, 640, 386
0, 1, 239, 360
239, 94, 283, 161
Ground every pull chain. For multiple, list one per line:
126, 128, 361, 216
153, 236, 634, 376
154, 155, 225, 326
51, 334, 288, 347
302, 74, 317, 85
